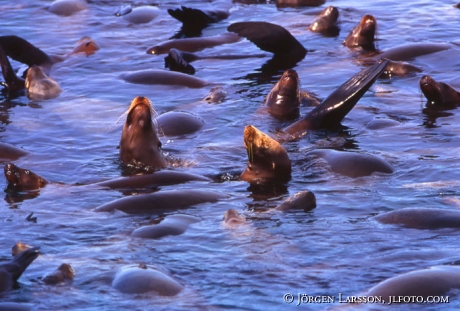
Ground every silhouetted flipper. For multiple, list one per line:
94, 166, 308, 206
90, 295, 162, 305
0, 45, 25, 94
168, 6, 229, 37
283, 59, 389, 137
0, 247, 40, 292
0, 36, 51, 68
165, 49, 196, 74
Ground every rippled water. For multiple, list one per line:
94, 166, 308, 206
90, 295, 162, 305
2, 0, 460, 310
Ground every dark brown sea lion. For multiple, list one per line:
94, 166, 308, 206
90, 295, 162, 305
240, 125, 291, 184
276, 0, 326, 7
373, 208, 460, 229
146, 32, 241, 55
223, 209, 247, 226
4, 163, 48, 191
378, 43, 450, 62
156, 111, 205, 136
364, 265, 460, 301
275, 190, 316, 212
0, 142, 28, 161
380, 60, 422, 78
306, 149, 393, 178
94, 189, 227, 214
25, 66, 61, 100
120, 69, 210, 88
12, 242, 32, 257
282, 60, 389, 138
119, 96, 167, 172
131, 214, 201, 239
420, 75, 460, 110
343, 14, 377, 51
112, 264, 183, 295
263, 69, 301, 120
42, 263, 75, 285
168, 6, 229, 36
309, 6, 340, 36
0, 247, 40, 292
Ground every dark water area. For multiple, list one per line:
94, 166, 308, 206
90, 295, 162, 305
2, 0, 460, 310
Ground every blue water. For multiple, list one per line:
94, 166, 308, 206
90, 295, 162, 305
1, 0, 460, 310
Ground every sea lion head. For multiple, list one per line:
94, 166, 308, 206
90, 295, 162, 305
343, 14, 376, 51
4, 163, 48, 191
265, 69, 300, 120
309, 6, 339, 35
223, 209, 246, 225
119, 96, 167, 172
240, 125, 291, 183
57, 263, 76, 280
25, 66, 62, 100
70, 36, 100, 56
419, 75, 460, 109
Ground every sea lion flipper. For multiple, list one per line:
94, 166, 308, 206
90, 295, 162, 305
0, 35, 51, 67
168, 6, 211, 30
0, 45, 25, 93
227, 22, 307, 59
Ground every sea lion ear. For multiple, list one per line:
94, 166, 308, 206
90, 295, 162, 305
227, 21, 306, 59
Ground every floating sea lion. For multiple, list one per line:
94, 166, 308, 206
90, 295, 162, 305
25, 66, 61, 100
275, 190, 316, 212
120, 69, 211, 88
380, 60, 422, 78
223, 209, 247, 226
131, 214, 201, 239
263, 69, 301, 120
378, 43, 450, 62
419, 75, 460, 110
276, 0, 326, 7
0, 247, 40, 292
373, 208, 460, 229
146, 32, 241, 55
4, 163, 48, 191
282, 60, 388, 138
364, 265, 460, 301
94, 189, 227, 214
11, 242, 32, 257
309, 6, 340, 36
156, 111, 204, 136
119, 96, 167, 172
168, 5, 229, 36
112, 264, 183, 295
0, 142, 28, 161
115, 5, 160, 24
306, 149, 393, 178
343, 15, 377, 51
48, 0, 88, 17
240, 125, 291, 184
42, 263, 75, 285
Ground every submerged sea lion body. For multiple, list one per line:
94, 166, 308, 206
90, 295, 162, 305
306, 149, 393, 178
419, 75, 460, 109
156, 111, 205, 136
373, 208, 460, 229
112, 264, 183, 295
282, 60, 388, 137
117, 5, 160, 24
309, 6, 340, 36
48, 0, 88, 17
121, 69, 210, 88
0, 143, 28, 161
42, 263, 75, 285
0, 247, 40, 292
365, 265, 460, 300
264, 69, 301, 120
119, 96, 167, 172
94, 189, 227, 214
25, 66, 62, 100
240, 125, 291, 184
275, 190, 316, 212
132, 214, 201, 239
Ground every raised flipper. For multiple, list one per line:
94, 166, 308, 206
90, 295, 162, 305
227, 21, 307, 60
168, 6, 229, 30
0, 45, 25, 94
0, 35, 51, 67
283, 59, 389, 137
164, 49, 196, 74
0, 247, 40, 292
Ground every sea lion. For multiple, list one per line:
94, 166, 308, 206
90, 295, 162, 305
115, 5, 160, 24
120, 69, 210, 88
419, 75, 460, 110
380, 60, 422, 78
0, 247, 40, 292
263, 69, 301, 120
378, 43, 450, 62
131, 214, 201, 239
48, 0, 88, 17
275, 190, 316, 212
11, 242, 32, 257
305, 149, 393, 178
94, 189, 227, 214
112, 264, 183, 295
168, 6, 229, 36
365, 265, 460, 300
146, 32, 241, 55
240, 125, 291, 184
25, 66, 62, 100
276, 0, 326, 7
282, 60, 389, 138
309, 6, 340, 36
373, 208, 460, 229
343, 14, 377, 51
0, 142, 28, 161
0, 46, 25, 95
119, 96, 167, 172
4, 163, 48, 191
156, 111, 204, 136
223, 209, 247, 226
42, 263, 75, 285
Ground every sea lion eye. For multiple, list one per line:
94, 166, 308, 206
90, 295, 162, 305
25, 170, 30, 175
